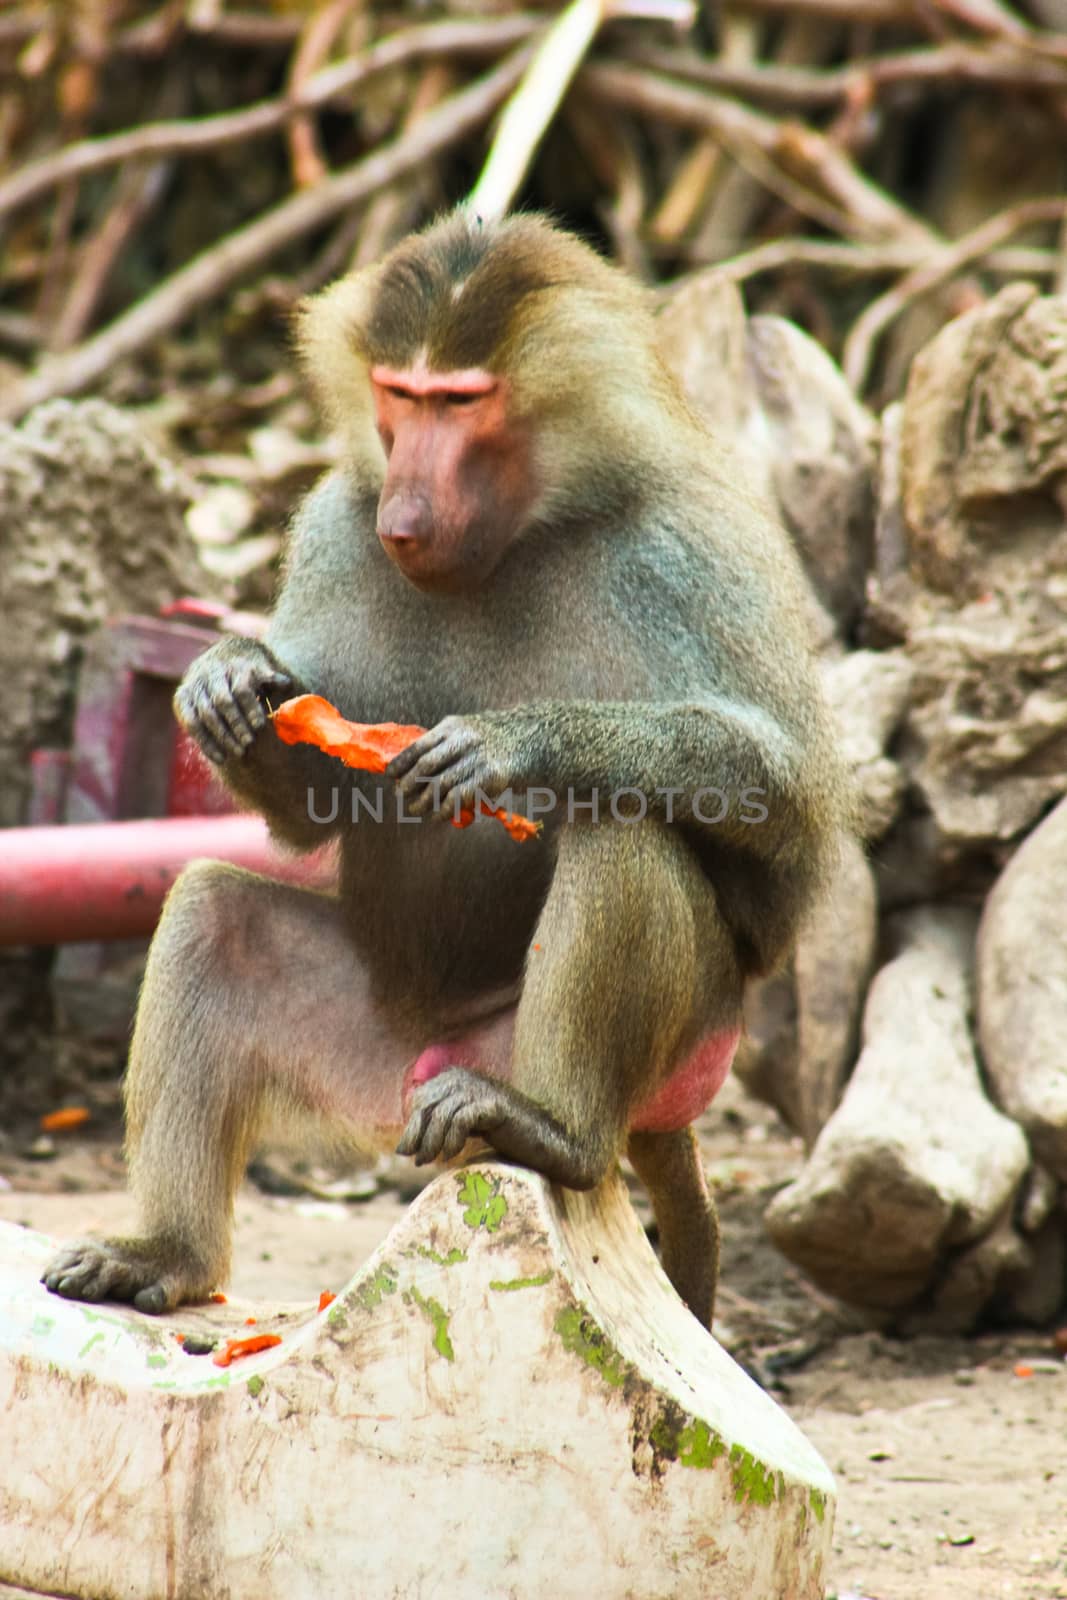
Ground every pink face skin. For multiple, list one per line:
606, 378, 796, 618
371, 363, 537, 593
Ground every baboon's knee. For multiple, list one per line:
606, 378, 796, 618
153, 860, 269, 981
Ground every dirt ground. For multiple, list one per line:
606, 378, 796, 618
2, 1075, 1065, 1600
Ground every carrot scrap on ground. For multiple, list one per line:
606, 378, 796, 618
173, 1333, 186, 1345
318, 1291, 336, 1313
1013, 1362, 1034, 1378
40, 1107, 90, 1132
209, 1292, 227, 1304
272, 694, 540, 843
213, 1334, 282, 1368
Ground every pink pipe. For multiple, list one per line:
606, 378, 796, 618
0, 816, 337, 946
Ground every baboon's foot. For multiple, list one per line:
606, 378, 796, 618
41, 1236, 215, 1314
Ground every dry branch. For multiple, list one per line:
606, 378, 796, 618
726, 0, 921, 23
843, 196, 1067, 391
0, 16, 542, 223
582, 60, 937, 244
470, 0, 615, 221
143, 8, 304, 50
286, 0, 363, 191
0, 48, 533, 424
709, 234, 1066, 280
468, 0, 695, 220
52, 159, 173, 351
626, 41, 1067, 105
928, 0, 1032, 39
349, 62, 456, 270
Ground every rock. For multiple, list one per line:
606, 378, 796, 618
736, 840, 876, 1144
1018, 1164, 1060, 1235
793, 835, 878, 1146
903, 583, 1067, 847
978, 794, 1067, 1181
658, 275, 878, 636
765, 908, 1029, 1314
735, 966, 799, 1127
904, 1208, 1031, 1335
872, 811, 1004, 914
657, 273, 764, 468
821, 649, 914, 840
0, 399, 210, 830
853, 759, 909, 844
900, 284, 1067, 596
747, 314, 878, 633
874, 291, 1067, 848
999, 1213, 1067, 1327
823, 650, 915, 767
874, 402, 907, 586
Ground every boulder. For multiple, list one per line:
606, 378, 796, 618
765, 908, 1029, 1318
0, 399, 208, 830
794, 835, 878, 1146
978, 793, 1067, 1180
821, 648, 913, 841
900, 283, 1067, 596
658, 274, 877, 636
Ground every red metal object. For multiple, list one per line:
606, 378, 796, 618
57, 613, 237, 826
0, 816, 336, 947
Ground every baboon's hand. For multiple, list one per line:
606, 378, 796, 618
386, 712, 533, 818
397, 1067, 509, 1165
175, 638, 296, 766
397, 1067, 602, 1189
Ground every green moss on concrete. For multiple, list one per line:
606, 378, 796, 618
554, 1307, 631, 1389
79, 1307, 123, 1329
405, 1244, 468, 1267
678, 1419, 727, 1470
456, 1170, 508, 1232
408, 1287, 455, 1361
78, 1331, 105, 1359
146, 1354, 168, 1370
649, 1411, 780, 1508
649, 1413, 727, 1471
729, 1443, 779, 1506
247, 1375, 265, 1398
489, 1272, 553, 1292
810, 1488, 828, 1524
355, 1263, 399, 1311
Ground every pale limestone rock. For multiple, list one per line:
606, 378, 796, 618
978, 793, 1067, 1180
765, 909, 1029, 1315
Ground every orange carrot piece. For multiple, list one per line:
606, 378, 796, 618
173, 1333, 186, 1345
209, 1292, 227, 1304
212, 1333, 282, 1368
272, 694, 540, 843
273, 694, 423, 772
318, 1291, 336, 1313
40, 1106, 90, 1132
1014, 1362, 1034, 1378
244, 1316, 257, 1326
